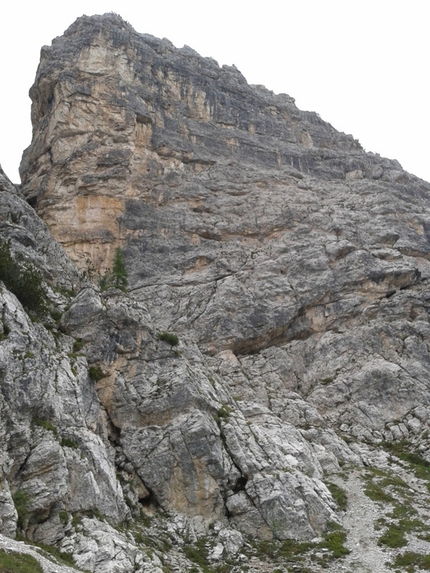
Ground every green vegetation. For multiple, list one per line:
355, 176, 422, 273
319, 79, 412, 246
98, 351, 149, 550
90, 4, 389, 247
112, 247, 128, 289
251, 525, 349, 567
60, 436, 78, 449
379, 474, 409, 490
71, 508, 106, 526
59, 510, 69, 525
389, 503, 417, 519
99, 247, 128, 291
391, 551, 430, 571
157, 331, 179, 346
322, 525, 350, 558
326, 482, 348, 511
0, 239, 46, 314
0, 549, 43, 573
12, 490, 30, 530
363, 476, 395, 504
71, 513, 82, 529
35, 543, 75, 568
72, 338, 84, 353
378, 523, 408, 548
418, 532, 430, 542
362, 465, 428, 554
182, 537, 237, 573
252, 538, 317, 560
379, 517, 426, 549
33, 419, 57, 436
88, 365, 106, 381
183, 538, 209, 569
49, 308, 63, 323
0, 320, 10, 341
382, 441, 430, 488
216, 404, 231, 421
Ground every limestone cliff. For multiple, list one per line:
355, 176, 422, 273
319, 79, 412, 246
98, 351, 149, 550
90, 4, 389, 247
0, 12, 430, 573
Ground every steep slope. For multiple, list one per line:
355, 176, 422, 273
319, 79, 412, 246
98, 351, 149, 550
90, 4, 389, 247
0, 12, 429, 573
0, 167, 128, 539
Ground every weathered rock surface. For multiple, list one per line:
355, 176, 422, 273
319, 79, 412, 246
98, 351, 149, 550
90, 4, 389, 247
0, 11, 429, 573
0, 167, 128, 542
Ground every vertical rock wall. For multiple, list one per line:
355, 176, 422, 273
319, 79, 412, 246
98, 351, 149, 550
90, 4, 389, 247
0, 13, 428, 569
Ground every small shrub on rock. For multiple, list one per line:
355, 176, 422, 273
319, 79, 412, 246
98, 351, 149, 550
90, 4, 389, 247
0, 239, 46, 314
158, 331, 179, 346
88, 365, 106, 381
99, 247, 128, 291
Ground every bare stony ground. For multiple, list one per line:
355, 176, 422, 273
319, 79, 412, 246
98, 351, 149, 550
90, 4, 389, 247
1, 448, 430, 572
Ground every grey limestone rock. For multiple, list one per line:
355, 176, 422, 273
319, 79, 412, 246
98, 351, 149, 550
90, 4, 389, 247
0, 172, 128, 543
0, 11, 429, 573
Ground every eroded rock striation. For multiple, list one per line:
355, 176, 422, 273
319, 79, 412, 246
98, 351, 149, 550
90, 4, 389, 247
1, 12, 430, 573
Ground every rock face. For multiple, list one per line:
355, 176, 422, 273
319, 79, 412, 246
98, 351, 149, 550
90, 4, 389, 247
1, 12, 430, 573
0, 168, 128, 543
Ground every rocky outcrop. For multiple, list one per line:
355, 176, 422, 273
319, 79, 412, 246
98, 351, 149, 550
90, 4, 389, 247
0, 11, 429, 573
0, 168, 128, 545
60, 284, 341, 542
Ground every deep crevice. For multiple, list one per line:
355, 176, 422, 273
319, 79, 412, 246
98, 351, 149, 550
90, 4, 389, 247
232, 475, 248, 493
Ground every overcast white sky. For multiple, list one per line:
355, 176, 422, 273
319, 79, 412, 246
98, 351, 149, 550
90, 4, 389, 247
1, 1, 429, 183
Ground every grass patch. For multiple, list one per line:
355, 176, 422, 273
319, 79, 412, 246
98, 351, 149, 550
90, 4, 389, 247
183, 538, 213, 573
0, 549, 43, 573
215, 404, 231, 423
382, 441, 430, 483
378, 523, 407, 548
49, 309, 63, 323
33, 419, 57, 436
363, 480, 395, 503
400, 518, 426, 533
392, 551, 430, 571
388, 504, 417, 519
0, 240, 47, 315
72, 338, 84, 353
379, 475, 409, 490
88, 365, 105, 381
133, 531, 146, 545
278, 538, 317, 557
60, 437, 78, 449
35, 543, 75, 567
374, 517, 387, 531
322, 526, 350, 558
251, 537, 317, 562
158, 331, 179, 346
59, 511, 69, 525
0, 320, 10, 340
418, 532, 430, 542
71, 513, 82, 529
182, 538, 236, 573
12, 490, 30, 530
378, 512, 425, 549
326, 482, 348, 511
